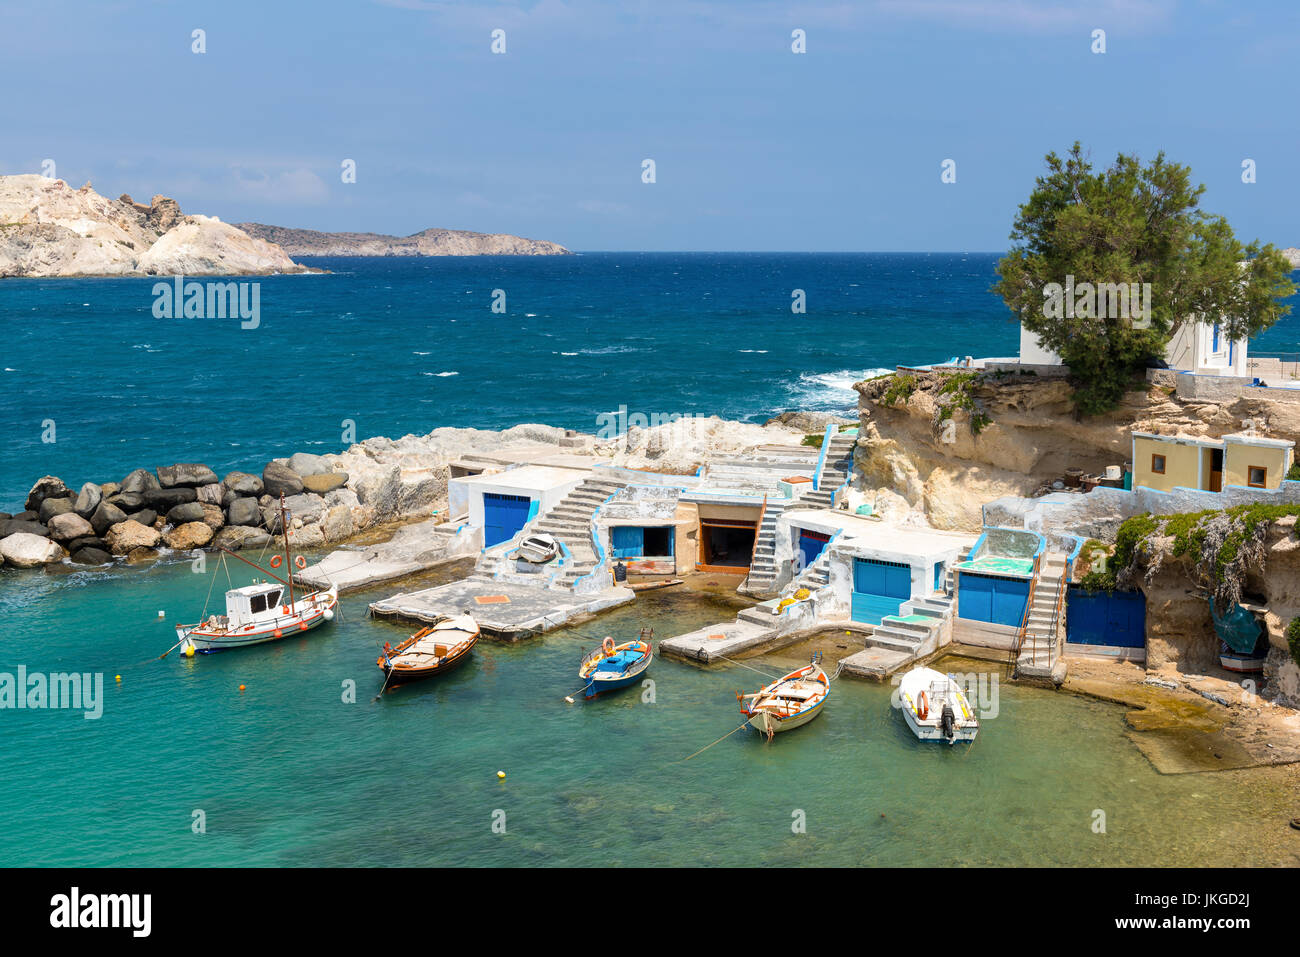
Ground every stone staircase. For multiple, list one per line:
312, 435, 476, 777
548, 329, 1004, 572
801, 431, 856, 510
529, 477, 626, 589
1015, 553, 1067, 676
862, 594, 953, 659
744, 499, 791, 595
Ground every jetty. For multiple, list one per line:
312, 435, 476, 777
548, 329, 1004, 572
368, 576, 634, 641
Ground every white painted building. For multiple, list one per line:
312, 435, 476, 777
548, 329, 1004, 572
447, 465, 587, 548
1020, 319, 1249, 375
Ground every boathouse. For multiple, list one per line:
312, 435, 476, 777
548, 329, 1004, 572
775, 512, 970, 624
951, 527, 1044, 645
447, 466, 588, 548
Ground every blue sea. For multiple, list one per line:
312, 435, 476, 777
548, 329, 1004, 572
3, 253, 1030, 510
2, 254, 1299, 867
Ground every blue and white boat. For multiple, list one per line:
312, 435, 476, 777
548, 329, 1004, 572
578, 637, 653, 698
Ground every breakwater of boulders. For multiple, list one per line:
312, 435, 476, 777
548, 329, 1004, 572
0, 453, 365, 569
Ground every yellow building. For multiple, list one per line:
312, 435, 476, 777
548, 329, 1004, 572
1131, 431, 1294, 493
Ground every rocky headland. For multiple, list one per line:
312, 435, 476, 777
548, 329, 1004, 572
0, 175, 307, 278
854, 369, 1300, 531
235, 223, 571, 257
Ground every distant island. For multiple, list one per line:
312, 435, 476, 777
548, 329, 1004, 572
1283, 247, 1300, 269
236, 223, 571, 257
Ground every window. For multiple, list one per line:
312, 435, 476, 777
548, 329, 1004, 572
1151, 454, 1166, 475
1248, 466, 1267, 488
249, 593, 267, 614
1211, 324, 1220, 353
266, 589, 281, 608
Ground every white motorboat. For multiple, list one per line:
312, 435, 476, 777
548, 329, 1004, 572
897, 667, 979, 745
513, 532, 560, 564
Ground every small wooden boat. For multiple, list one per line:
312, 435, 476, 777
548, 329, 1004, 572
176, 493, 337, 655
513, 533, 560, 564
897, 667, 978, 745
739, 655, 829, 739
578, 637, 652, 698
377, 614, 480, 684
1219, 639, 1267, 674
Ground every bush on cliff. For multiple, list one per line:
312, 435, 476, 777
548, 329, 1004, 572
994, 142, 1295, 415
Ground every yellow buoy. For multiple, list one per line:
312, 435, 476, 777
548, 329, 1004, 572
184, 643, 195, 657
115, 675, 121, 683
496, 771, 506, 780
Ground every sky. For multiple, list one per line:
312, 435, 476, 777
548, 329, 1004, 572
2, 0, 1298, 251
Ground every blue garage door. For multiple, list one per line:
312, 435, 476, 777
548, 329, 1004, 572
851, 558, 911, 624
798, 530, 831, 570
611, 526, 642, 558
1066, 587, 1146, 648
958, 572, 1031, 626
483, 493, 532, 547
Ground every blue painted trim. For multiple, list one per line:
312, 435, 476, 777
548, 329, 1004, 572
572, 488, 620, 589
812, 424, 835, 491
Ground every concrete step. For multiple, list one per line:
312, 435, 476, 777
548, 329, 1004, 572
737, 606, 777, 626
865, 631, 922, 654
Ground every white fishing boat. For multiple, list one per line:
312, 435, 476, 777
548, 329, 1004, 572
174, 494, 338, 655
513, 532, 560, 564
897, 667, 979, 745
738, 655, 829, 740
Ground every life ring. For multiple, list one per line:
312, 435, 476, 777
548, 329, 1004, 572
270, 555, 283, 569
917, 690, 930, 721
295, 555, 307, 569
602, 637, 616, 655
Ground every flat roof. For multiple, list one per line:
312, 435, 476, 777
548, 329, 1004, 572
783, 509, 977, 554
1133, 430, 1294, 450
1221, 431, 1295, 449
451, 465, 589, 492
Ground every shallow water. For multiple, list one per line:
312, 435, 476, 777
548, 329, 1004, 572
1, 558, 1296, 867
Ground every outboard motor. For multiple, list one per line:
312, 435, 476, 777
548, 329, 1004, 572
940, 703, 957, 743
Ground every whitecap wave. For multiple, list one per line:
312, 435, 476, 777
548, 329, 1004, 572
786, 367, 892, 408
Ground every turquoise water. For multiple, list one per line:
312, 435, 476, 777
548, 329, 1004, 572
6, 253, 1298, 511
2, 556, 1295, 867
3, 254, 1300, 866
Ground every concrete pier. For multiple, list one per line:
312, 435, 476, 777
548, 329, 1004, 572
296, 519, 478, 592
659, 619, 779, 663
368, 576, 634, 641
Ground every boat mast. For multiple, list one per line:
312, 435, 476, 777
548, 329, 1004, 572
279, 492, 295, 612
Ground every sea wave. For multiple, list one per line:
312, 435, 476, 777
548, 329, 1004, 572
786, 367, 892, 409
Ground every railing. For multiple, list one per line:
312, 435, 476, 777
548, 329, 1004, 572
811, 424, 836, 491
748, 494, 769, 573
1008, 553, 1043, 677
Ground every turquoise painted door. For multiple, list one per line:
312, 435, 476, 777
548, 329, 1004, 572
483, 493, 532, 547
850, 558, 911, 624
611, 526, 643, 558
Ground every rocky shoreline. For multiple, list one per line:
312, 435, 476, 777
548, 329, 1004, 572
0, 414, 839, 570
236, 222, 571, 257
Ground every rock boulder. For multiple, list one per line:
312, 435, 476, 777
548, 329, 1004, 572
105, 520, 161, 555
24, 475, 70, 512
0, 533, 65, 567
